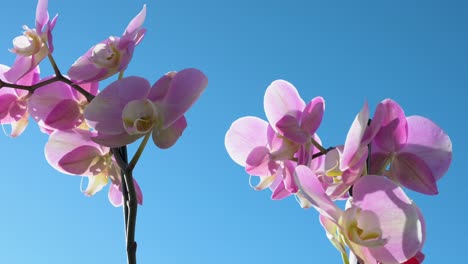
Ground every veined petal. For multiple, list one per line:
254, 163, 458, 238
391, 153, 438, 195
225, 116, 270, 167
58, 145, 106, 176
276, 114, 309, 143
319, 214, 347, 254
341, 102, 369, 170
300, 96, 325, 136
401, 116, 452, 181
157, 68, 208, 128
152, 115, 187, 149
84, 76, 151, 135
295, 165, 342, 221
374, 99, 408, 152
35, 0, 50, 33
91, 131, 142, 148
108, 183, 123, 207
245, 146, 278, 176
45, 129, 109, 175
351, 175, 425, 263
123, 5, 146, 42
264, 80, 305, 132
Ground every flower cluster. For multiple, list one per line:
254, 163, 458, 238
225, 80, 452, 263
0, 0, 208, 207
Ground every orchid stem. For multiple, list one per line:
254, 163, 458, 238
48, 53, 61, 76
128, 132, 151, 171
311, 137, 327, 154
123, 168, 138, 264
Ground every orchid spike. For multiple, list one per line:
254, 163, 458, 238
68, 5, 146, 83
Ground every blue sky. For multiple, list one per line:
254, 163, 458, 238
1, 0, 467, 263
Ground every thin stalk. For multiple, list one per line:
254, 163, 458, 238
311, 137, 328, 154
128, 132, 151, 171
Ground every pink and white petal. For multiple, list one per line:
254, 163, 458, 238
58, 145, 105, 176
402, 116, 452, 181
300, 96, 325, 136
276, 115, 309, 143
15, 65, 40, 86
134, 179, 143, 205
225, 116, 270, 167
68, 55, 109, 83
361, 101, 385, 145
91, 131, 143, 148
283, 160, 298, 193
84, 76, 151, 135
271, 181, 292, 200
341, 102, 369, 170
295, 165, 342, 221
352, 175, 425, 263
44, 99, 82, 130
4, 56, 38, 83
245, 146, 278, 176
29, 81, 76, 124
35, 0, 49, 33
0, 93, 17, 120
45, 129, 108, 174
374, 99, 408, 152
152, 115, 187, 149
391, 152, 438, 195
108, 183, 123, 207
158, 68, 208, 128
148, 72, 174, 102
319, 214, 347, 254
264, 80, 305, 131
123, 5, 146, 40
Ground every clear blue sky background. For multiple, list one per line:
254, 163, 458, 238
1, 0, 467, 263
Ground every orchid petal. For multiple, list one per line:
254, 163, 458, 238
123, 5, 146, 40
402, 116, 452, 181
351, 175, 425, 263
276, 114, 308, 143
264, 80, 305, 132
157, 68, 208, 128
84, 76, 151, 135
300, 96, 325, 136
341, 102, 369, 170
108, 183, 123, 207
295, 165, 342, 221
152, 115, 187, 149
392, 152, 438, 195
374, 99, 408, 152
225, 116, 270, 167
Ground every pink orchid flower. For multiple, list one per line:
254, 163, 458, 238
4, 0, 57, 83
84, 68, 208, 148
68, 5, 146, 83
0, 64, 40, 137
317, 102, 385, 200
264, 80, 324, 144
45, 128, 143, 206
225, 80, 325, 202
370, 99, 452, 194
28, 78, 98, 134
295, 166, 425, 264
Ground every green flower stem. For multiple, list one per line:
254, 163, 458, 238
128, 132, 151, 172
